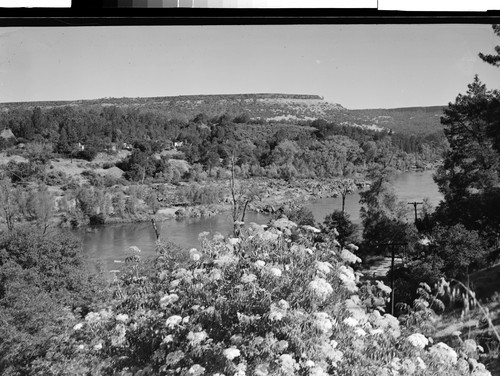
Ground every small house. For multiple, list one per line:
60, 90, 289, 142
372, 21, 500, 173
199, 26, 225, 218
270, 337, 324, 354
0, 128, 16, 141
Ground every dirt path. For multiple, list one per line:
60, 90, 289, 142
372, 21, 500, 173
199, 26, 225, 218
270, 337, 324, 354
361, 257, 403, 279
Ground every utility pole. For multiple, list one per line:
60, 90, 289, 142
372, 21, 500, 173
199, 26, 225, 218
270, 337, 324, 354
408, 201, 423, 223
376, 242, 407, 315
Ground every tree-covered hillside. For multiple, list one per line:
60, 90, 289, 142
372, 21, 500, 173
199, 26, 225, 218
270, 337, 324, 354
0, 93, 444, 137
350, 106, 445, 136
0, 101, 445, 186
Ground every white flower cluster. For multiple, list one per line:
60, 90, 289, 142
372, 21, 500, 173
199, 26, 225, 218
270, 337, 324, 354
198, 231, 210, 239
237, 312, 261, 324
315, 261, 333, 275
468, 358, 492, 376
208, 268, 222, 281
429, 342, 458, 365
313, 312, 334, 334
187, 330, 208, 346
188, 364, 205, 375
173, 268, 193, 283
214, 253, 239, 266
159, 293, 179, 308
340, 248, 361, 264
228, 238, 240, 245
254, 363, 269, 376
344, 295, 369, 323
241, 273, 257, 283
369, 311, 401, 338
223, 347, 241, 361
343, 317, 359, 327
128, 245, 142, 254
302, 225, 321, 233
258, 231, 279, 242
255, 260, 266, 268
338, 265, 358, 292
189, 248, 202, 261
320, 340, 343, 365
376, 280, 392, 294
309, 366, 329, 376
407, 333, 429, 349
269, 299, 289, 321
165, 315, 183, 328
116, 313, 129, 323
280, 354, 298, 374
308, 277, 334, 302
269, 267, 282, 277
84, 309, 112, 326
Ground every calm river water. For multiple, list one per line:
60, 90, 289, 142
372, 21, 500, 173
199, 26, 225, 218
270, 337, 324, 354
78, 170, 442, 272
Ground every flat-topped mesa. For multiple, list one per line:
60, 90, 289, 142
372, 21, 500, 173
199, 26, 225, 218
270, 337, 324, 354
0, 93, 325, 108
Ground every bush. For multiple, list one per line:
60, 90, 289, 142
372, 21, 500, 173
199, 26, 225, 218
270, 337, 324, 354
5, 160, 43, 183
0, 227, 103, 307
424, 224, 487, 280
102, 162, 115, 169
37, 220, 492, 375
361, 215, 418, 257
275, 205, 316, 226
81, 170, 105, 187
88, 213, 106, 225
177, 183, 224, 205
40, 169, 71, 186
323, 210, 357, 246
76, 148, 98, 162
0, 226, 108, 375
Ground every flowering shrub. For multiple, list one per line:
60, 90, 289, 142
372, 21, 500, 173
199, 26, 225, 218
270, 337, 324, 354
46, 219, 491, 375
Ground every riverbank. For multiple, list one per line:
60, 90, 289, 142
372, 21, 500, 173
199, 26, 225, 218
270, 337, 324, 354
0, 175, 369, 231
0, 146, 438, 231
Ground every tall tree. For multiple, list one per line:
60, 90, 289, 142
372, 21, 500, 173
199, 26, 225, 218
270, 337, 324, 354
337, 178, 356, 214
434, 76, 500, 203
478, 24, 500, 67
432, 26, 500, 248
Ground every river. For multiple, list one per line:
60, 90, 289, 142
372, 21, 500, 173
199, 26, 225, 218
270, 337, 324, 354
78, 170, 442, 272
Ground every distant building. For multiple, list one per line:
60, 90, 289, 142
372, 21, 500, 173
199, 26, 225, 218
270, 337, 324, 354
0, 128, 16, 141
106, 143, 117, 152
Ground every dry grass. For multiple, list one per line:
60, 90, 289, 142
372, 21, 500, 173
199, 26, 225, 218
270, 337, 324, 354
431, 265, 500, 375
0, 152, 27, 165
49, 159, 88, 183
92, 151, 130, 165
470, 263, 500, 301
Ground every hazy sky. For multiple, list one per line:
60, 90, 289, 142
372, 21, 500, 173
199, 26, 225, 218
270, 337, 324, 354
1, 24, 500, 109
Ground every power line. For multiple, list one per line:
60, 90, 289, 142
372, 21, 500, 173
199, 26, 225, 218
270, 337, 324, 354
374, 242, 407, 315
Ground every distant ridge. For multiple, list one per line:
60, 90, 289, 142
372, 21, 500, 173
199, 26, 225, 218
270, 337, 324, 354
0, 93, 445, 136
0, 93, 324, 107
352, 105, 445, 112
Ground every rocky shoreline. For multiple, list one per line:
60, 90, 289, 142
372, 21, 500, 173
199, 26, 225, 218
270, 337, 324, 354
148, 177, 370, 222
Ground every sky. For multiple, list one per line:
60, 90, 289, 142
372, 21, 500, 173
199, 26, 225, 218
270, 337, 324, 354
1, 24, 500, 109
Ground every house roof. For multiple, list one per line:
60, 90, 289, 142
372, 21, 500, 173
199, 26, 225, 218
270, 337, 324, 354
0, 128, 15, 140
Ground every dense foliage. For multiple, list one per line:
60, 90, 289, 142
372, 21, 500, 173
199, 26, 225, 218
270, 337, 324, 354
0, 219, 491, 375
0, 227, 108, 375
431, 35, 500, 262
0, 97, 445, 183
